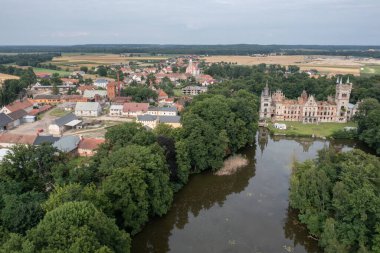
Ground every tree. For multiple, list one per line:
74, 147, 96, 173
102, 167, 149, 235
80, 66, 88, 73
356, 99, 380, 154
52, 83, 59, 95
290, 148, 380, 252
27, 201, 131, 253
97, 66, 107, 77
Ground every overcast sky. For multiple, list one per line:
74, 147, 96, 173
0, 0, 379, 45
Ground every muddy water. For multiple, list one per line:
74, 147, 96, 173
133, 132, 364, 253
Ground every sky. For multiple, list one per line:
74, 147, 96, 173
0, 0, 379, 45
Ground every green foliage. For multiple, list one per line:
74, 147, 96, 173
97, 66, 108, 77
356, 98, 380, 154
290, 148, 380, 252
121, 86, 158, 102
27, 201, 131, 253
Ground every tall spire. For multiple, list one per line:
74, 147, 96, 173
336, 76, 340, 84
339, 77, 343, 85
346, 76, 350, 84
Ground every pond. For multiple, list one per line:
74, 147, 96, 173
132, 129, 367, 253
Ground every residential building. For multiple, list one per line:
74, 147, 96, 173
77, 138, 105, 157
122, 102, 149, 117
182, 86, 207, 96
94, 78, 109, 88
157, 89, 168, 100
77, 85, 95, 95
147, 106, 177, 116
137, 115, 181, 129
109, 104, 123, 116
259, 78, 357, 123
0, 99, 33, 114
83, 90, 108, 100
75, 102, 102, 117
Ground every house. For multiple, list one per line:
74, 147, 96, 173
77, 138, 105, 157
147, 107, 177, 116
8, 109, 28, 128
93, 78, 109, 88
0, 133, 36, 147
158, 115, 181, 128
33, 135, 60, 145
157, 89, 168, 100
109, 104, 123, 116
159, 97, 175, 106
48, 113, 80, 136
77, 85, 95, 95
182, 86, 207, 96
53, 135, 80, 154
137, 115, 181, 129
196, 74, 215, 86
58, 102, 77, 111
1, 99, 34, 114
33, 94, 61, 104
0, 113, 14, 131
137, 114, 158, 129
75, 102, 102, 117
83, 90, 108, 100
122, 103, 149, 117
61, 78, 79, 85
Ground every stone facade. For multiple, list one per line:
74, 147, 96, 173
260, 78, 357, 123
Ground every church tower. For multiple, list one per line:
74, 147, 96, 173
259, 82, 272, 119
107, 82, 116, 101
335, 77, 352, 123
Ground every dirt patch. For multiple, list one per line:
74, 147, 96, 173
215, 154, 248, 176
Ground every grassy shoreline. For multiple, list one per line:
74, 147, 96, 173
267, 121, 357, 138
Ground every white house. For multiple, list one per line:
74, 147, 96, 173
147, 107, 177, 116
75, 102, 102, 117
109, 104, 123, 116
93, 78, 109, 88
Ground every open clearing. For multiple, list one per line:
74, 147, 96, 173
33, 67, 72, 77
204, 55, 380, 76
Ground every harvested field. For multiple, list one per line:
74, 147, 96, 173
215, 154, 248, 176
204, 55, 380, 76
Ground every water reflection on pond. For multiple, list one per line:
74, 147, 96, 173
133, 130, 364, 253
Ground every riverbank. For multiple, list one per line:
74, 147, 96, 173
267, 121, 357, 138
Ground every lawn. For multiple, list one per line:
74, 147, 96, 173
268, 121, 357, 138
33, 67, 71, 77
360, 65, 380, 77
173, 88, 183, 97
49, 108, 70, 117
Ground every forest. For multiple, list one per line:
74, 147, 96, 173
0, 45, 380, 57
290, 148, 380, 252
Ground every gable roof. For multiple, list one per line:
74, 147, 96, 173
137, 114, 157, 122
159, 115, 181, 123
8, 109, 28, 121
53, 135, 80, 153
0, 113, 13, 127
83, 90, 108, 98
148, 106, 177, 112
33, 94, 61, 100
33, 135, 60, 145
53, 113, 78, 127
75, 102, 101, 111
4, 99, 33, 113
0, 133, 36, 145
123, 103, 149, 113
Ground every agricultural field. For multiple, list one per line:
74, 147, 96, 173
204, 55, 380, 76
33, 67, 72, 77
49, 53, 171, 70
360, 65, 380, 77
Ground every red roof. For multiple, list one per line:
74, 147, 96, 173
123, 102, 149, 113
0, 133, 36, 145
78, 85, 95, 92
158, 89, 168, 98
4, 99, 33, 113
61, 78, 79, 84
78, 138, 105, 150
28, 105, 52, 116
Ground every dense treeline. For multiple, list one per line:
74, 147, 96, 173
0, 53, 59, 66
0, 66, 36, 106
0, 45, 379, 57
290, 148, 380, 252
0, 88, 259, 252
356, 98, 380, 154
205, 63, 380, 103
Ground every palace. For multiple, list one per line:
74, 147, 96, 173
259, 78, 359, 123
